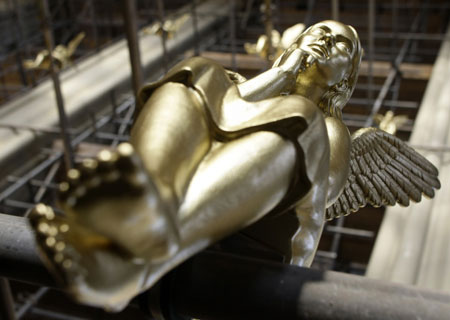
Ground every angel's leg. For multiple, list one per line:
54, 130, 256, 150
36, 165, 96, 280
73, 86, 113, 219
29, 82, 212, 308
131, 81, 211, 209
290, 183, 327, 267
177, 131, 297, 246
290, 119, 330, 267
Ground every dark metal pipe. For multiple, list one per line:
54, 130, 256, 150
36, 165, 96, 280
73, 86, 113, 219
364, 10, 424, 127
263, 0, 273, 61
155, 0, 169, 73
367, 0, 375, 103
191, 0, 200, 56
1, 214, 450, 320
162, 252, 450, 320
0, 214, 55, 287
121, 0, 144, 99
39, 0, 74, 171
0, 278, 16, 320
229, 0, 237, 71
331, 0, 339, 21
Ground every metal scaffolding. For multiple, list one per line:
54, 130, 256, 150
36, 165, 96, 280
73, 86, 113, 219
0, 0, 449, 318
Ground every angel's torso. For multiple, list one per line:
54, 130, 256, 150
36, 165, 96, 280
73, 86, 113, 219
325, 116, 351, 207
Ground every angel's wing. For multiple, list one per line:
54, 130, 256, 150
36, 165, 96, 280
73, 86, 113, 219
66, 32, 86, 57
326, 128, 440, 220
23, 50, 50, 70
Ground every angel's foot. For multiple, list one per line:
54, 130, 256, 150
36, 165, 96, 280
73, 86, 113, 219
58, 142, 179, 262
29, 204, 84, 285
28, 143, 180, 309
29, 204, 149, 310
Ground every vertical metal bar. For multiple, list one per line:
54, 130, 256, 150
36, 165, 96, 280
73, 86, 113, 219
331, 0, 339, 21
364, 11, 424, 128
240, 0, 255, 30
191, 0, 200, 56
408, 4, 428, 62
39, 0, 74, 171
304, 0, 316, 27
88, 0, 99, 51
13, 0, 36, 86
106, 1, 114, 40
229, 0, 237, 71
111, 104, 135, 148
329, 217, 344, 266
7, 0, 28, 87
0, 278, 16, 320
0, 62, 9, 101
264, 0, 274, 61
391, 0, 398, 63
121, 0, 144, 99
155, 0, 169, 73
367, 0, 375, 103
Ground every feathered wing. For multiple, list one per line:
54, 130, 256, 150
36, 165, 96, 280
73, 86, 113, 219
326, 128, 440, 220
67, 32, 86, 57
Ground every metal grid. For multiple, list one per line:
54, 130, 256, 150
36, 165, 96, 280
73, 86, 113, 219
0, 0, 449, 318
0, 0, 192, 106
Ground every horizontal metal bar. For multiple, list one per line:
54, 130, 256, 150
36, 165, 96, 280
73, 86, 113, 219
7, 177, 59, 190
94, 132, 130, 141
30, 307, 87, 320
374, 32, 450, 41
410, 144, 450, 153
0, 153, 62, 203
160, 251, 450, 320
1, 214, 450, 320
0, 213, 55, 286
349, 98, 418, 109
326, 225, 375, 238
0, 123, 76, 135
315, 250, 337, 260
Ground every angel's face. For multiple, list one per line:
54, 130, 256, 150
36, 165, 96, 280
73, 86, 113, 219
293, 21, 361, 103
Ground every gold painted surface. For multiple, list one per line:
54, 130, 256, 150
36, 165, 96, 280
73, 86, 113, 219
374, 110, 408, 135
29, 21, 439, 310
142, 13, 189, 39
245, 23, 306, 61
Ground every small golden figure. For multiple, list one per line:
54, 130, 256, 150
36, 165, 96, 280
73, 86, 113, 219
245, 23, 306, 61
374, 110, 409, 135
29, 21, 439, 310
23, 32, 85, 71
142, 13, 190, 39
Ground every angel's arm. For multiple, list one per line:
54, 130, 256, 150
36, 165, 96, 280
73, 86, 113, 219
237, 48, 303, 101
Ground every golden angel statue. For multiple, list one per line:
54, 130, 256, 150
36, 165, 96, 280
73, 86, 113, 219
142, 13, 190, 39
23, 32, 85, 71
29, 21, 439, 311
374, 110, 409, 135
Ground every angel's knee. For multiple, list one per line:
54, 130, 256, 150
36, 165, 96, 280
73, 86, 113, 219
290, 228, 317, 266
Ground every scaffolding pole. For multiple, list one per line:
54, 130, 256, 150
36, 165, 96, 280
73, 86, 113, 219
121, 0, 143, 100
1, 213, 450, 320
39, 0, 74, 171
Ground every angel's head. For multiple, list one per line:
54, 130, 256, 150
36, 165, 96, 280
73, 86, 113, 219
289, 20, 362, 118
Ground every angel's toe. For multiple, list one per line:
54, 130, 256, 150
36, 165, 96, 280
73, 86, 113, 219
29, 204, 82, 284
